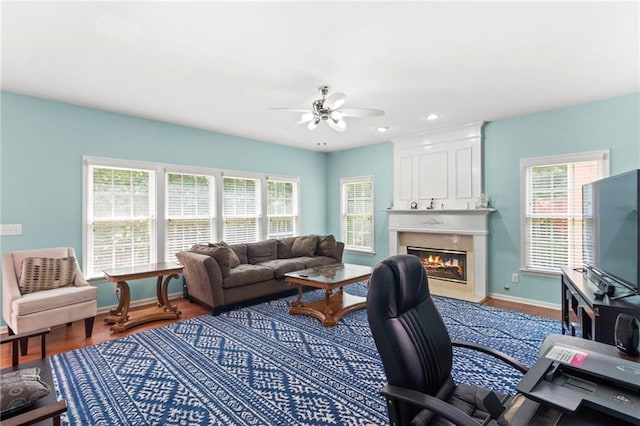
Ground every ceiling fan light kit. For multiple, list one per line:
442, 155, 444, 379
274, 85, 384, 132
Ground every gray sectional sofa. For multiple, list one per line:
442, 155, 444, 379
176, 234, 344, 314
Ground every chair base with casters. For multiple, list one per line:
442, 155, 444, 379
0, 328, 68, 426
367, 255, 529, 426
2, 247, 98, 355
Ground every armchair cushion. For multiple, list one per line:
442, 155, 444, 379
1, 367, 50, 416
18, 257, 76, 294
13, 285, 98, 316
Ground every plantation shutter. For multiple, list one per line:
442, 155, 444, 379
525, 159, 605, 272
267, 179, 297, 239
223, 176, 260, 244
166, 173, 215, 260
88, 166, 155, 278
343, 178, 374, 251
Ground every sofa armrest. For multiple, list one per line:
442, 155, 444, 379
335, 242, 345, 263
176, 251, 224, 308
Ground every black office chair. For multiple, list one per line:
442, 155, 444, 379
367, 255, 528, 426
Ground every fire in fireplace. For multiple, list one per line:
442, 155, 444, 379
407, 246, 467, 284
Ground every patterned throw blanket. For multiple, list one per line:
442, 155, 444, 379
51, 284, 559, 425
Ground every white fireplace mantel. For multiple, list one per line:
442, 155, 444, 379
387, 206, 494, 302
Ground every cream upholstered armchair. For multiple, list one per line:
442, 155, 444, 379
2, 247, 98, 354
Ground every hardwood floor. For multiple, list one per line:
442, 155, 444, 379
1, 297, 559, 369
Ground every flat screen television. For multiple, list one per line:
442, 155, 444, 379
582, 169, 640, 297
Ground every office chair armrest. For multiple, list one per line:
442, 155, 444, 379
452, 340, 528, 373
1, 399, 67, 426
381, 385, 479, 426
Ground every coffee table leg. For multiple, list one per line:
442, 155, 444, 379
324, 289, 334, 317
291, 284, 304, 307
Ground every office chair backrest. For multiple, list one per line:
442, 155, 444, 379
367, 255, 454, 423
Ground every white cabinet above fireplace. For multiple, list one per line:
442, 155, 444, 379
392, 122, 483, 210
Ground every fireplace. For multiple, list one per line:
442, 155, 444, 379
408, 246, 467, 284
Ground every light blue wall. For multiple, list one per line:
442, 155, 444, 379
326, 142, 394, 267
0, 92, 328, 319
2, 91, 638, 324
484, 93, 640, 305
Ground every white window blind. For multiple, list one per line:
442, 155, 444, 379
342, 177, 374, 252
166, 172, 215, 260
523, 152, 608, 273
87, 165, 155, 278
223, 176, 260, 244
267, 179, 297, 239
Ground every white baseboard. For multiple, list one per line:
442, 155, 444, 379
0, 292, 184, 336
487, 292, 561, 311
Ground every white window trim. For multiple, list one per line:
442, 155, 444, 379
341, 175, 375, 254
83, 156, 301, 280
519, 149, 610, 275
264, 174, 301, 239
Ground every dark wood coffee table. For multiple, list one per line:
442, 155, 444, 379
285, 263, 372, 326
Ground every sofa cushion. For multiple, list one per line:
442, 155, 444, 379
19, 257, 76, 294
290, 235, 319, 257
299, 256, 338, 269
191, 245, 232, 277
229, 243, 248, 265
276, 237, 297, 259
208, 241, 240, 268
316, 235, 338, 259
223, 264, 274, 289
258, 258, 308, 279
247, 240, 277, 264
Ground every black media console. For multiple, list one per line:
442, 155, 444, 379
561, 267, 640, 345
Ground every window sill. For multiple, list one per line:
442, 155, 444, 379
345, 248, 376, 256
519, 268, 561, 278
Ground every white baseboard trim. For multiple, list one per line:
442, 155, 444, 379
487, 292, 561, 311
0, 292, 184, 336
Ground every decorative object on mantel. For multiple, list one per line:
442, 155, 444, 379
426, 198, 435, 209
410, 201, 417, 209
476, 193, 490, 209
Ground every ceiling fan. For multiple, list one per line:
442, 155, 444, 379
272, 86, 384, 132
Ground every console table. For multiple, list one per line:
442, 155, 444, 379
103, 262, 183, 333
560, 267, 640, 344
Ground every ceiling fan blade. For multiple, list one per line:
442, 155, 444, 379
294, 112, 315, 125
324, 92, 346, 110
270, 108, 312, 113
308, 118, 321, 130
338, 107, 385, 117
328, 117, 347, 132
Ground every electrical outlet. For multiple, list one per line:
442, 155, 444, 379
504, 284, 510, 290
0, 224, 22, 235
114, 286, 120, 295
511, 273, 519, 283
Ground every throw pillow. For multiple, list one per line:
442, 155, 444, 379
19, 257, 76, 295
316, 234, 338, 259
277, 237, 297, 259
0, 367, 50, 416
191, 245, 232, 277
229, 243, 248, 265
247, 240, 277, 264
290, 235, 319, 257
208, 241, 240, 268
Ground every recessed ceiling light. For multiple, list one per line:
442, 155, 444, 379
426, 113, 440, 121
376, 126, 389, 132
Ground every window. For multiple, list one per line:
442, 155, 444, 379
341, 176, 374, 253
223, 176, 260, 244
84, 157, 300, 278
521, 150, 609, 274
85, 163, 156, 279
166, 172, 215, 261
266, 178, 298, 239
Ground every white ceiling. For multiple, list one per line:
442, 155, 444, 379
2, 1, 638, 152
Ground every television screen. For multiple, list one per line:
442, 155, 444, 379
583, 169, 640, 292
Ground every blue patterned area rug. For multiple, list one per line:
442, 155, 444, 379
50, 284, 559, 425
